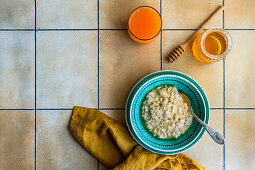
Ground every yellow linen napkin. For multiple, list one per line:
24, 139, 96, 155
69, 106, 205, 170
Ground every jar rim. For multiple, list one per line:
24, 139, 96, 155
200, 28, 232, 60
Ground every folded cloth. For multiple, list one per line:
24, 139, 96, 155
69, 106, 205, 170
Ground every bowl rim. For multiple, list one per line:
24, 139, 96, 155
130, 75, 206, 152
125, 70, 210, 155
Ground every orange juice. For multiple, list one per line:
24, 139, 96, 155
128, 6, 162, 44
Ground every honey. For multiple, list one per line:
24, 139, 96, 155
128, 6, 162, 44
192, 28, 232, 64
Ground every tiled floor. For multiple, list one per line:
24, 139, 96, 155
36, 110, 97, 169
0, 0, 254, 170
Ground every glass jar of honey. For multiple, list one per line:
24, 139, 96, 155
192, 28, 232, 64
128, 6, 162, 44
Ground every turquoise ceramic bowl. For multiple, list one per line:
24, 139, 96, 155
125, 71, 209, 155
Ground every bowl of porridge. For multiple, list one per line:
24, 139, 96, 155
125, 71, 209, 155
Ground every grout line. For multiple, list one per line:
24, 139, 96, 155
37, 108, 76, 110
225, 108, 255, 110
36, 108, 113, 110
223, 1, 225, 169
97, 0, 100, 110
210, 108, 224, 110
37, 28, 127, 31
31, 107, 255, 111
34, 0, 37, 169
160, 0, 162, 15
99, 108, 125, 110
0, 29, 34, 31
99, 28, 127, 31
1, 28, 255, 32
160, 31, 163, 70
36, 28, 98, 31
225, 28, 255, 30
160, 30, 163, 70
162, 28, 198, 31
223, 61, 225, 106
2, 107, 254, 111
97, 0, 100, 169
222, 5, 224, 25
160, 0, 163, 70
0, 109, 35, 110
223, 109, 226, 170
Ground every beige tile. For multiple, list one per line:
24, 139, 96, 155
0, 111, 34, 169
162, 30, 223, 108
0, 0, 34, 28
101, 110, 126, 126
226, 31, 255, 108
37, 110, 97, 170
0, 32, 34, 109
226, 110, 255, 170
99, 0, 160, 29
162, 0, 222, 29
37, 0, 97, 29
37, 31, 98, 109
225, 0, 255, 29
99, 30, 160, 108
184, 110, 223, 170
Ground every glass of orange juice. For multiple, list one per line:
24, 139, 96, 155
192, 28, 232, 64
128, 6, 162, 44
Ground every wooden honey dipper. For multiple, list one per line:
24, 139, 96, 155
167, 6, 224, 63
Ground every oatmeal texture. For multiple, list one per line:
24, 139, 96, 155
141, 85, 193, 139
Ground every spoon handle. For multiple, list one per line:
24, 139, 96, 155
192, 110, 225, 145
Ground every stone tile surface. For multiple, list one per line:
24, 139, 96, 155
99, 0, 160, 29
0, 111, 34, 169
226, 110, 255, 170
226, 31, 255, 108
36, 110, 98, 170
162, 0, 223, 29
37, 0, 97, 29
225, 0, 255, 29
37, 31, 98, 108
0, 32, 34, 109
99, 30, 160, 108
0, 0, 34, 28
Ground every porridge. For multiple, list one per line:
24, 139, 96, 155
141, 85, 193, 139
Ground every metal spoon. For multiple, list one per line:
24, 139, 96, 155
180, 92, 225, 145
